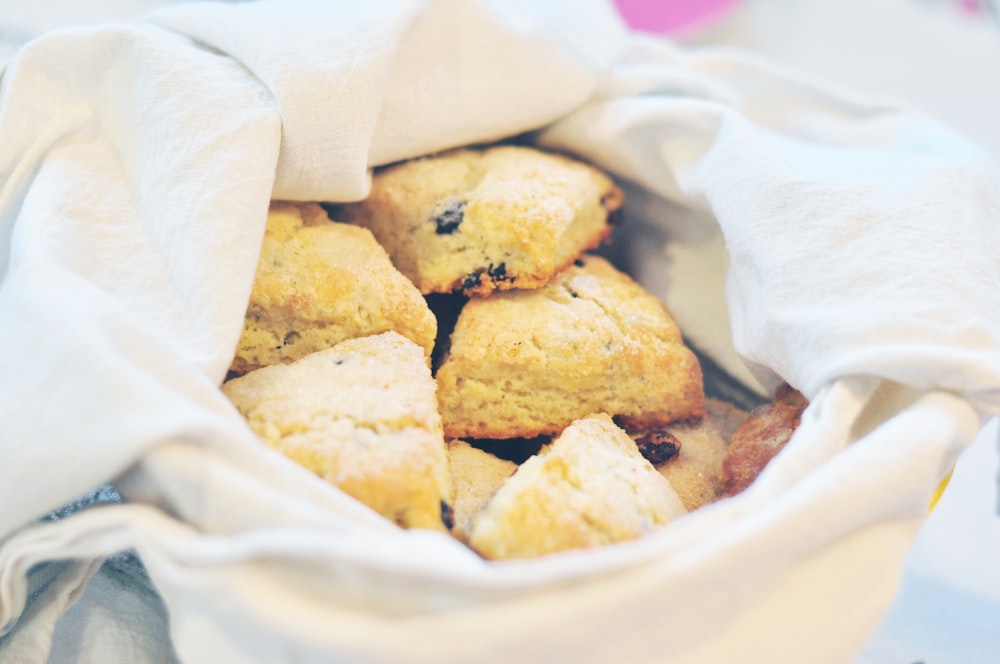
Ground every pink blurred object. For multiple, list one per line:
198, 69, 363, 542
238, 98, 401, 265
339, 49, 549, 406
612, 0, 742, 35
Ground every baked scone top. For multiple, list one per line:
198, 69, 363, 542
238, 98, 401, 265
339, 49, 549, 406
468, 414, 687, 560
436, 254, 705, 439
331, 145, 623, 296
229, 201, 437, 375
642, 398, 750, 511
222, 332, 452, 531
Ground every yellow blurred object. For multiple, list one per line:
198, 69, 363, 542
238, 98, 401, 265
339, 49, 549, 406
928, 467, 954, 513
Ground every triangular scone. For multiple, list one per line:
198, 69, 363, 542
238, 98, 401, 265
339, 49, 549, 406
329, 145, 623, 296
229, 201, 437, 376
468, 414, 687, 560
221, 332, 453, 531
435, 254, 705, 439
445, 439, 518, 544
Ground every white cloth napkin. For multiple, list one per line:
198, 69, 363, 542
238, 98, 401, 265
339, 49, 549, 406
0, 1, 998, 662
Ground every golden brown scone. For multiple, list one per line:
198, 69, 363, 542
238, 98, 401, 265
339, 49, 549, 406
435, 254, 705, 439
228, 201, 437, 376
722, 385, 809, 496
445, 439, 518, 543
635, 398, 749, 511
221, 332, 453, 531
468, 414, 687, 560
328, 145, 623, 296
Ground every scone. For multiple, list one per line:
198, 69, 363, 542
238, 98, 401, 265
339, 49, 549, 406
722, 385, 808, 496
445, 439, 518, 543
228, 201, 437, 376
435, 254, 705, 439
221, 332, 452, 531
328, 145, 623, 296
636, 398, 749, 511
468, 414, 687, 560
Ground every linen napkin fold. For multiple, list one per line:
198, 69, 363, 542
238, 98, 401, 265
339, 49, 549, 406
0, 1, 998, 662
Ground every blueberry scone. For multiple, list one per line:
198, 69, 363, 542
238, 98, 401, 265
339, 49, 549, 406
435, 254, 705, 439
228, 201, 437, 376
468, 414, 687, 560
328, 145, 623, 296
221, 332, 453, 531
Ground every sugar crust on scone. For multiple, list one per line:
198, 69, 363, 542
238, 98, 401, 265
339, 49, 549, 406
468, 414, 687, 560
435, 254, 705, 439
330, 145, 623, 296
222, 332, 452, 531
229, 201, 437, 376
646, 398, 749, 511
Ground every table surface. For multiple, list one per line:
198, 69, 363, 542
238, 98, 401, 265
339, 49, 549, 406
4, 2, 999, 662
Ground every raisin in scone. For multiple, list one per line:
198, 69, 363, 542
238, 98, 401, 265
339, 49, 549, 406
468, 414, 687, 560
221, 332, 452, 531
435, 254, 705, 439
228, 201, 436, 376
445, 439, 518, 543
328, 145, 623, 296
